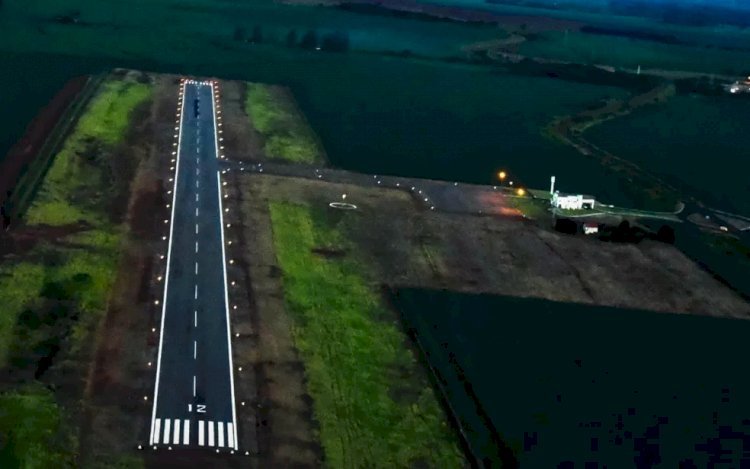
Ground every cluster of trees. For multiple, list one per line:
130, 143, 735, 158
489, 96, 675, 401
554, 218, 676, 244
233, 25, 350, 53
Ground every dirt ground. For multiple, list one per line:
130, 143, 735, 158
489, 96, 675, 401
238, 174, 750, 319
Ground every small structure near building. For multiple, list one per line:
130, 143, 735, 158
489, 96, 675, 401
583, 222, 599, 235
549, 176, 596, 210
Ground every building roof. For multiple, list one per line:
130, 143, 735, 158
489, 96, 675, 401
555, 191, 596, 200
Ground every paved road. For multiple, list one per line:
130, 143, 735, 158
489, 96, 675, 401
149, 80, 238, 450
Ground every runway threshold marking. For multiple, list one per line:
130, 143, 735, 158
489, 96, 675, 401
173, 419, 181, 445
183, 419, 190, 445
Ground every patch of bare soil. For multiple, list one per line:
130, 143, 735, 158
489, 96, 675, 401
0, 221, 92, 258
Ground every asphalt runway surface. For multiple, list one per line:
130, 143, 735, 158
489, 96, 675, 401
149, 80, 238, 450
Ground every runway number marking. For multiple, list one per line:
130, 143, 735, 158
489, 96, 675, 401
197, 404, 206, 414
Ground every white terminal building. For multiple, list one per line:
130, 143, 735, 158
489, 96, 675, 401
549, 176, 596, 210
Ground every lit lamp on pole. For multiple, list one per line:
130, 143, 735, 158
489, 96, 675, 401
497, 170, 507, 184
516, 188, 526, 197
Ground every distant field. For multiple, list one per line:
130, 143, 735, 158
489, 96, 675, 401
585, 94, 750, 216
518, 29, 750, 75
392, 288, 750, 466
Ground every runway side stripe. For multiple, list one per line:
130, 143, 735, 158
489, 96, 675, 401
150, 81, 188, 445
212, 81, 239, 450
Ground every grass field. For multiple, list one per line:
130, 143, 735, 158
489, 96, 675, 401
0, 74, 152, 467
0, 384, 75, 468
505, 195, 550, 219
246, 83, 326, 165
269, 201, 464, 468
26, 79, 151, 226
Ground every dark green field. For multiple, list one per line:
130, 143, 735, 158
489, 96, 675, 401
392, 288, 750, 467
586, 94, 750, 215
1, 0, 749, 213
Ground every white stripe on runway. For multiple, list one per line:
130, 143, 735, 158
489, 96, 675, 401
227, 422, 234, 448
183, 419, 190, 445
218, 422, 225, 447
173, 419, 181, 445
194, 284, 198, 299
153, 418, 161, 445
208, 421, 215, 447
198, 420, 205, 446
163, 418, 171, 444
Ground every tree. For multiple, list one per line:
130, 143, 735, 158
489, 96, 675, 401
554, 218, 578, 235
613, 220, 631, 242
321, 31, 350, 52
233, 26, 246, 42
300, 30, 318, 50
251, 25, 263, 44
656, 225, 675, 244
286, 29, 298, 47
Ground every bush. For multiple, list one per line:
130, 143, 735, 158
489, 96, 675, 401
554, 218, 578, 235
657, 225, 676, 244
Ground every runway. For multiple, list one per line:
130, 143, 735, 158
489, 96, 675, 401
148, 79, 238, 450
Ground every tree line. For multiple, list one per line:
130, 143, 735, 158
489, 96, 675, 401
233, 25, 350, 53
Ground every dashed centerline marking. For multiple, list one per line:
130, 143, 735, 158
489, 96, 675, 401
194, 284, 198, 300
195, 262, 199, 275
195, 241, 198, 253
194, 340, 197, 359
193, 375, 197, 397
194, 310, 197, 327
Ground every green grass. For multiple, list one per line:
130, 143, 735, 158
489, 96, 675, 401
0, 75, 151, 467
246, 83, 326, 165
270, 202, 464, 468
0, 384, 75, 469
26, 79, 151, 227
505, 196, 550, 219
